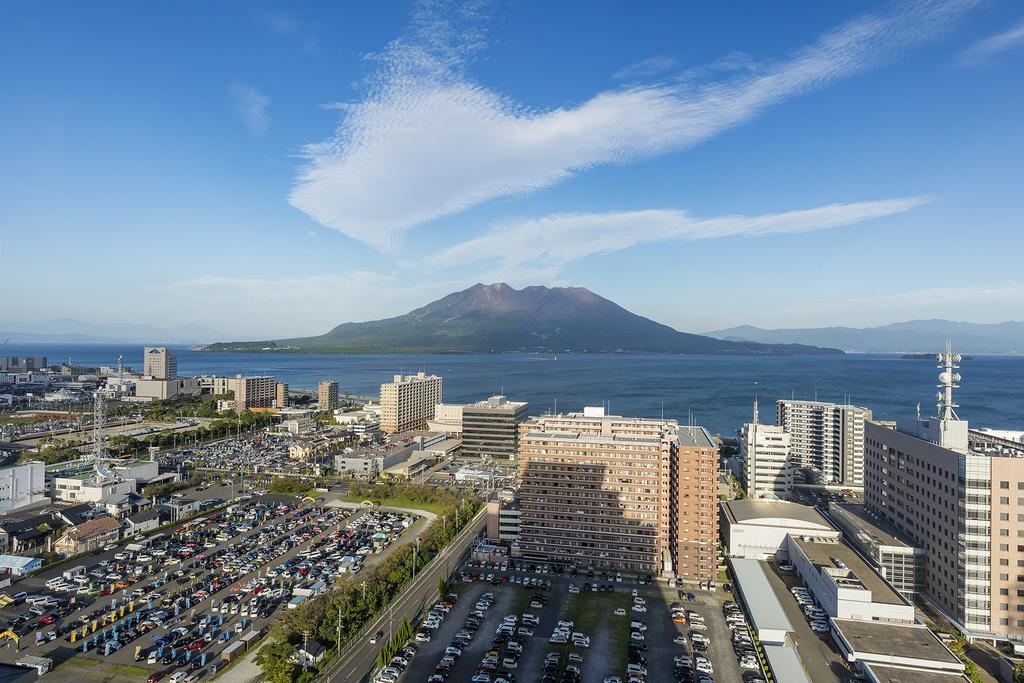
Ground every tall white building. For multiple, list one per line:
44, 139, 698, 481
379, 372, 443, 434
777, 400, 872, 486
143, 347, 177, 379
737, 402, 794, 499
0, 461, 46, 512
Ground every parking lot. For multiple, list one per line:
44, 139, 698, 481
0, 497, 419, 682
382, 561, 754, 683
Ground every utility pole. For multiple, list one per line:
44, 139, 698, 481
335, 605, 341, 651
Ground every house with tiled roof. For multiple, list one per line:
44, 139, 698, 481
54, 515, 121, 556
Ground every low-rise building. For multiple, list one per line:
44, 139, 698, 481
54, 515, 121, 555
0, 554, 42, 576
124, 507, 162, 536
831, 619, 966, 680
829, 502, 924, 603
721, 499, 838, 559
786, 535, 915, 623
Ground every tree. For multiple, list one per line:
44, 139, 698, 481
1013, 661, 1024, 683
255, 640, 298, 683
437, 577, 448, 597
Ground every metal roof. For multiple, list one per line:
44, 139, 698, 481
730, 558, 793, 635
763, 644, 814, 683
724, 499, 834, 528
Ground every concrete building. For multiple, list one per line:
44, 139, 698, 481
517, 407, 718, 580
737, 402, 795, 499
786, 534, 915, 623
134, 376, 200, 401
486, 497, 522, 543
334, 443, 416, 478
198, 375, 235, 396
428, 403, 464, 435
0, 357, 47, 372
721, 498, 838, 559
829, 502, 924, 603
831, 620, 966, 681
379, 372, 442, 434
276, 383, 289, 408
234, 375, 277, 412
0, 461, 46, 512
864, 346, 1024, 643
777, 399, 872, 486
51, 473, 134, 503
461, 395, 528, 460
319, 381, 339, 410
143, 347, 177, 379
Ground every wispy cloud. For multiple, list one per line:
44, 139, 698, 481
957, 19, 1024, 65
257, 10, 320, 55
289, 0, 976, 251
613, 55, 679, 80
433, 196, 932, 272
228, 83, 271, 136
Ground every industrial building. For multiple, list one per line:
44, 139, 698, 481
721, 498, 838, 559
829, 502, 923, 603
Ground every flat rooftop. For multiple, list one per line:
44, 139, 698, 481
793, 537, 906, 606
730, 558, 793, 637
724, 499, 834, 529
864, 664, 966, 683
833, 503, 917, 549
677, 425, 716, 449
832, 620, 960, 665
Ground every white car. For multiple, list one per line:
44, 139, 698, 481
632, 605, 647, 613
614, 608, 627, 616
695, 656, 713, 674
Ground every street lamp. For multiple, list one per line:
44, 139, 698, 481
413, 537, 422, 580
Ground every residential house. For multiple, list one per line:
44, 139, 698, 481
54, 516, 121, 555
124, 508, 163, 537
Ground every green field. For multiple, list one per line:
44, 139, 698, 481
54, 658, 152, 683
562, 588, 633, 664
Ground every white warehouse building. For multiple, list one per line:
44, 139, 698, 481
722, 499, 839, 559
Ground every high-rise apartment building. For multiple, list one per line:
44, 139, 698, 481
379, 372, 442, 434
462, 395, 528, 460
777, 399, 872, 486
1, 356, 47, 372
143, 347, 177, 379
517, 407, 718, 580
276, 383, 289, 408
864, 347, 1024, 643
736, 402, 794, 499
319, 380, 339, 410
234, 375, 277, 413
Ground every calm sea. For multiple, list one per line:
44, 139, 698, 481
12, 343, 1024, 436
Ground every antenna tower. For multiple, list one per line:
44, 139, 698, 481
936, 340, 961, 421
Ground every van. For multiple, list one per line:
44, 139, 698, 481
630, 621, 647, 632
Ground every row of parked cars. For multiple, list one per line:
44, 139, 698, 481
721, 600, 766, 683
791, 585, 829, 632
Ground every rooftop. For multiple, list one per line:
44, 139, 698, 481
677, 425, 717, 449
724, 499, 834, 529
762, 644, 813, 683
863, 664, 966, 683
730, 558, 793, 636
793, 537, 907, 606
832, 503, 917, 550
833, 619, 961, 665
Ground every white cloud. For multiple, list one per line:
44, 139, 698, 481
957, 19, 1024, 65
613, 55, 679, 80
432, 196, 932, 271
289, 0, 977, 251
228, 83, 271, 136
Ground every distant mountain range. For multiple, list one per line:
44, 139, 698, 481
0, 318, 222, 344
707, 319, 1024, 354
202, 283, 841, 355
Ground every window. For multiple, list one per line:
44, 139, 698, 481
1001, 481, 1010, 489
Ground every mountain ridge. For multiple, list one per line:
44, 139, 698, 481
202, 283, 841, 356
707, 319, 1024, 354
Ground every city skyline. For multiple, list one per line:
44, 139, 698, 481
3, 1, 1023, 338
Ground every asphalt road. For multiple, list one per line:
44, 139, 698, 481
321, 508, 486, 683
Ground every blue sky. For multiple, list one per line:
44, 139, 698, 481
2, 0, 1022, 339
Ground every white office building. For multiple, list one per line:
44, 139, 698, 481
736, 402, 795, 499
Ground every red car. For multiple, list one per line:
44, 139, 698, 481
186, 639, 204, 651
38, 615, 56, 625
146, 672, 165, 683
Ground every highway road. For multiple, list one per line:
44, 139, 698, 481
321, 508, 486, 683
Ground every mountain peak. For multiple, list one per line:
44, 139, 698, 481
203, 283, 841, 355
